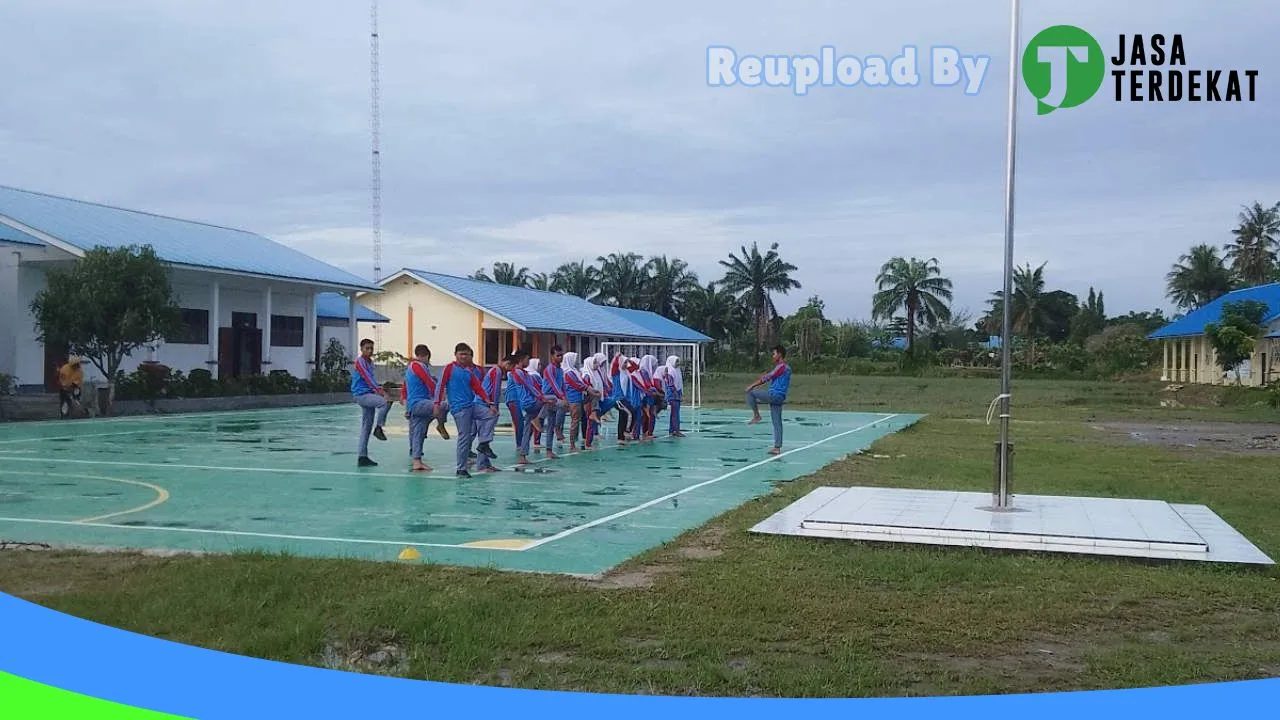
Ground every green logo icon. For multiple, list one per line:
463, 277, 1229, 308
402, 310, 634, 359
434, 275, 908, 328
1022, 25, 1105, 114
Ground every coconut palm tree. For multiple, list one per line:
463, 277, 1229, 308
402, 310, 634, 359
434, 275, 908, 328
550, 260, 601, 300
718, 241, 801, 354
987, 262, 1051, 368
1224, 201, 1280, 286
681, 281, 747, 353
471, 262, 531, 287
1166, 244, 1234, 310
645, 256, 700, 320
594, 252, 649, 308
870, 256, 953, 352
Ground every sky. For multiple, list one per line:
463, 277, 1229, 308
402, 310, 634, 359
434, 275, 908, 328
2, 0, 1277, 325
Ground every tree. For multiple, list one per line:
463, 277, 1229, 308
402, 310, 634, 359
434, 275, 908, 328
718, 242, 801, 355
1069, 287, 1106, 344
1166, 244, 1234, 310
644, 256, 700, 320
1204, 300, 1268, 383
1224, 201, 1280, 286
29, 245, 180, 412
594, 252, 649, 308
871, 256, 953, 353
550, 260, 601, 300
471, 262, 531, 287
781, 296, 830, 362
681, 281, 746, 352
986, 262, 1051, 368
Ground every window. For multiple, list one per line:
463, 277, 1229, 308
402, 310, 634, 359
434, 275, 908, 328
168, 308, 209, 344
271, 315, 305, 347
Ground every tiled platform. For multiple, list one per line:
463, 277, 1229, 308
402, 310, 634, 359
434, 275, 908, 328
752, 487, 1274, 565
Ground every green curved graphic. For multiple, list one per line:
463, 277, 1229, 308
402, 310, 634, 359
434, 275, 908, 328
1022, 25, 1105, 114
0, 671, 190, 719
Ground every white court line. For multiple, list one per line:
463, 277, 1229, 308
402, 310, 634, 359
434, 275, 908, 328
0, 516, 485, 551
521, 414, 901, 551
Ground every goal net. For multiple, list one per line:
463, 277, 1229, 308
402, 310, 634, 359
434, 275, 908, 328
598, 341, 704, 423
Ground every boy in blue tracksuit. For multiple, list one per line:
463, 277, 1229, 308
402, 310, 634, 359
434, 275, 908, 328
746, 344, 792, 455
434, 342, 494, 478
402, 343, 445, 473
351, 338, 390, 467
471, 355, 514, 473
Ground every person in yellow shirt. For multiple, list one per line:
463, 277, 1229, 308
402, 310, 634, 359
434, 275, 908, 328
58, 357, 84, 419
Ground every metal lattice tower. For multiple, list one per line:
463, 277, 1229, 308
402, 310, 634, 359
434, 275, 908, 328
369, 0, 383, 344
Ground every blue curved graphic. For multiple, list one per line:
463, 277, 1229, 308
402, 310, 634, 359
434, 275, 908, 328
0, 591, 1275, 718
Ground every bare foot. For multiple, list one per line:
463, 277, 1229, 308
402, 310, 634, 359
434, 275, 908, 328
768, 447, 781, 455
411, 461, 431, 472
747, 416, 762, 425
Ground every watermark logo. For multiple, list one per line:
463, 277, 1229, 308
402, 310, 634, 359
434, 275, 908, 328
1022, 29, 1260, 115
706, 45, 991, 96
1021, 25, 1105, 115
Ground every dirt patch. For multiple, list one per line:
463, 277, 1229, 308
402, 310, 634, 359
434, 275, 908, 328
320, 631, 409, 676
587, 526, 731, 589
1089, 421, 1280, 455
899, 640, 1086, 692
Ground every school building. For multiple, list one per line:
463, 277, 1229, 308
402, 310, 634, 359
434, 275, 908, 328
1148, 282, 1280, 386
0, 184, 385, 392
359, 269, 712, 366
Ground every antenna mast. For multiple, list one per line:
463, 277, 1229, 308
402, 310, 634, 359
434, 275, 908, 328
370, 0, 383, 344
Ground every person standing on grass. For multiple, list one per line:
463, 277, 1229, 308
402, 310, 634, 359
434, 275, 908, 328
471, 354, 514, 473
746, 344, 791, 455
352, 338, 390, 467
403, 344, 447, 473
434, 343, 494, 478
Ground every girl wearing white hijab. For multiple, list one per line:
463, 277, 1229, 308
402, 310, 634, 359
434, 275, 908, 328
638, 354, 664, 440
611, 353, 640, 444
653, 355, 685, 437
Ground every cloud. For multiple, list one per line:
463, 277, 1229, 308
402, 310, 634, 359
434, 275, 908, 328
2, 0, 1277, 329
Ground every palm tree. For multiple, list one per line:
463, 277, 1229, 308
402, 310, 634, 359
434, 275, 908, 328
528, 272, 551, 291
645, 256, 700, 320
1224, 201, 1280, 286
681, 281, 747, 353
472, 262, 531, 287
987, 262, 1051, 368
595, 253, 649, 307
1166, 244, 1234, 310
550, 261, 601, 300
718, 241, 801, 354
870, 256, 953, 352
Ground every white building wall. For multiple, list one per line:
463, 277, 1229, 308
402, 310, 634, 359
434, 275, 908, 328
0, 248, 22, 378
12, 264, 322, 388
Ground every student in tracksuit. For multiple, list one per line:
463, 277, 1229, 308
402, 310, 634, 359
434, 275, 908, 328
402, 344, 447, 473
654, 355, 685, 437
513, 356, 548, 464
746, 344, 792, 455
471, 355, 514, 473
611, 354, 640, 444
434, 343, 494, 478
562, 351, 595, 453
351, 338, 390, 467
542, 346, 568, 453
504, 351, 530, 462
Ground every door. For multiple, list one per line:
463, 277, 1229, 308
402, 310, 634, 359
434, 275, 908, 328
218, 328, 235, 380
44, 342, 68, 391
238, 328, 263, 377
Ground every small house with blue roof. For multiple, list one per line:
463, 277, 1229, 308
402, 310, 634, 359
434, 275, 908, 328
1147, 282, 1280, 386
367, 269, 711, 368
0, 184, 382, 391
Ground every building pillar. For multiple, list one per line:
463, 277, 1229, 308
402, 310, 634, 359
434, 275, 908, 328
1162, 340, 1170, 381
476, 310, 485, 361
407, 303, 415, 358
303, 290, 317, 376
207, 281, 221, 376
0, 250, 21, 378
262, 285, 273, 367
347, 292, 358, 360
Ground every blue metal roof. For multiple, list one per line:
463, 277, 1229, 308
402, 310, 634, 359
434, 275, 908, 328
597, 306, 712, 342
398, 269, 708, 342
0, 185, 378, 292
1148, 283, 1280, 339
316, 292, 389, 323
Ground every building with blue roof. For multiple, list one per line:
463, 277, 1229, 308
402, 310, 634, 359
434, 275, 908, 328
365, 268, 710, 370
1147, 282, 1280, 386
0, 184, 382, 390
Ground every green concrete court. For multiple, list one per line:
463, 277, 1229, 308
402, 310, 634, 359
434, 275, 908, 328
0, 405, 922, 575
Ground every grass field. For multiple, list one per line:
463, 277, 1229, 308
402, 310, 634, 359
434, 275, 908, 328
2, 373, 1279, 697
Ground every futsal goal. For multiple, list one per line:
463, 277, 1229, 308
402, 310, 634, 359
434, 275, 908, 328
598, 341, 704, 413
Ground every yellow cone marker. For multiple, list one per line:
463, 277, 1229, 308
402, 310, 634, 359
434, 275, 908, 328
398, 547, 422, 561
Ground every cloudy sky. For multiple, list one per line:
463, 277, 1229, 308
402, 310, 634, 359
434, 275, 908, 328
2, 0, 1276, 323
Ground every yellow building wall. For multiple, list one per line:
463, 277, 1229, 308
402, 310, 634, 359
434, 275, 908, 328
355, 276, 522, 363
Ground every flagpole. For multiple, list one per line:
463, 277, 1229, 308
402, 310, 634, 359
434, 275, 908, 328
995, 0, 1021, 509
